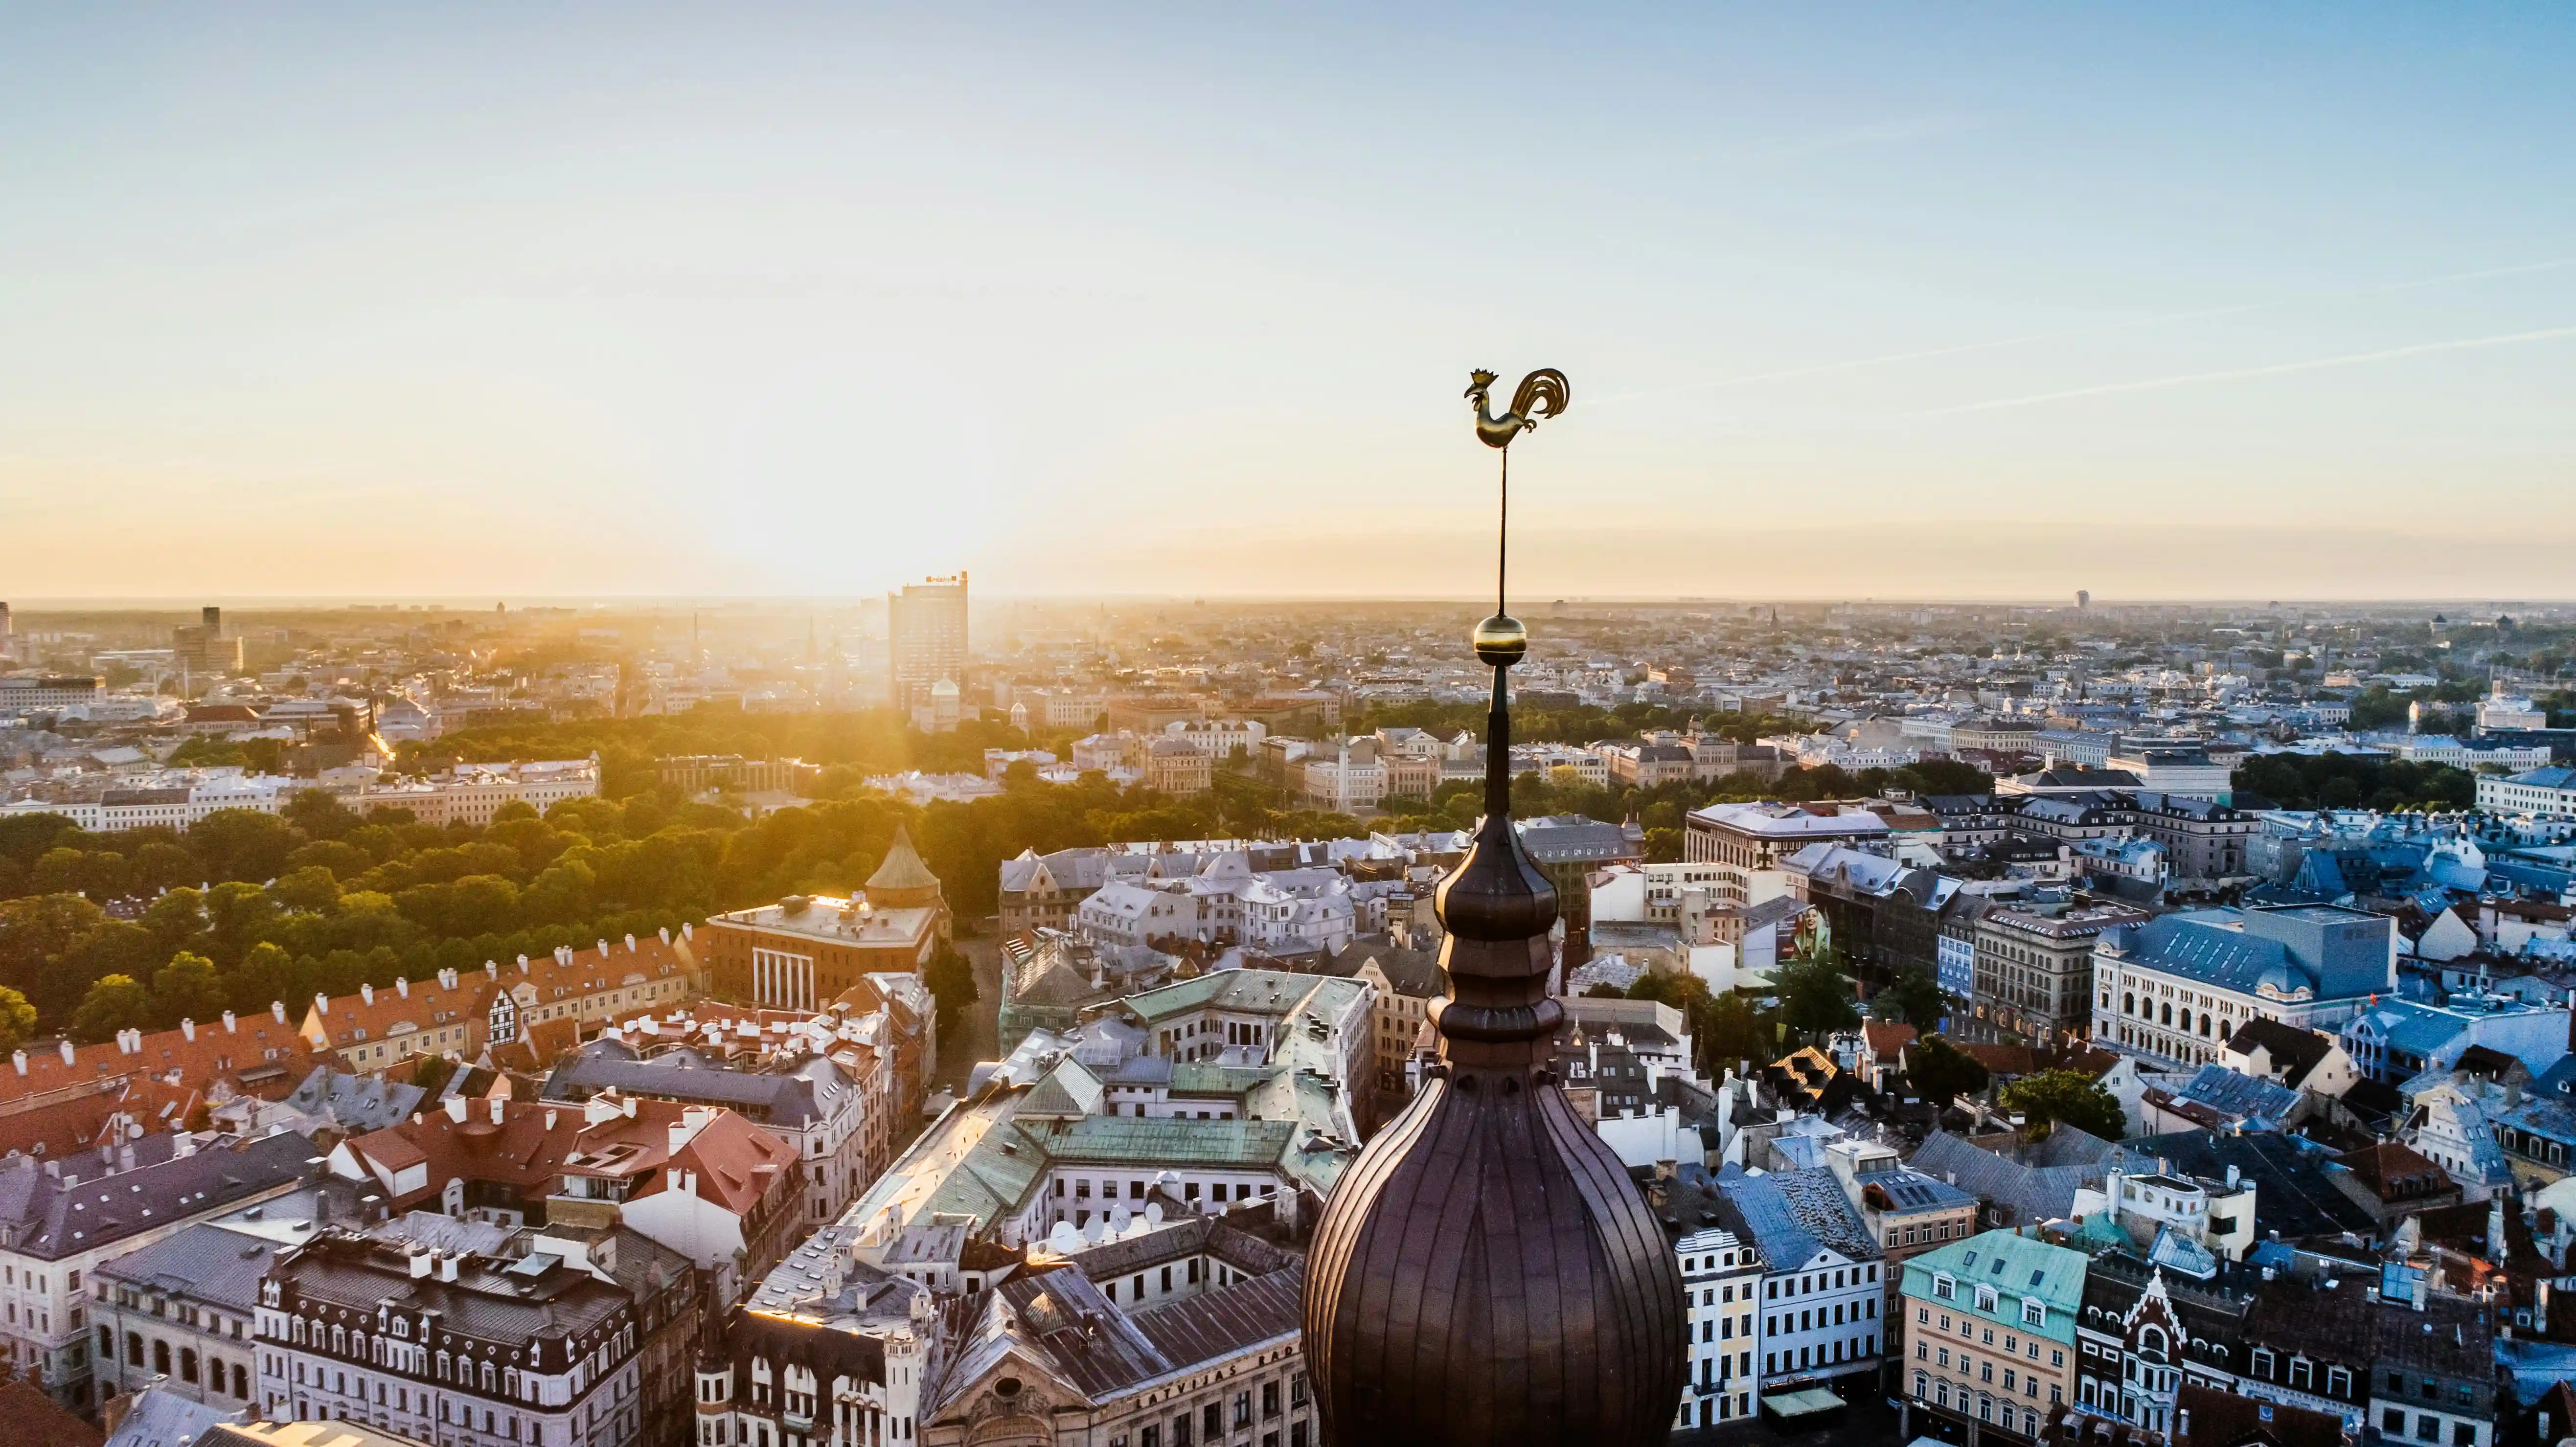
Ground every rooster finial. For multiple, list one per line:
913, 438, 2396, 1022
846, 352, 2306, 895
1466, 367, 1569, 450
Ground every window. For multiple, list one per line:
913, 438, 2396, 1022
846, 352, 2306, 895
2022, 1299, 2045, 1328
2328, 1366, 2351, 1396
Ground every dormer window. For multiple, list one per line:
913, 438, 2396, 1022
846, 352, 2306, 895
1976, 1286, 1999, 1313
1932, 1274, 1956, 1301
2021, 1299, 2045, 1328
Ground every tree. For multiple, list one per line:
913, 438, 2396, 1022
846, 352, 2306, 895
1998, 1070, 2125, 1140
923, 943, 977, 1042
0, 985, 34, 1053
151, 951, 229, 1028
411, 1053, 458, 1096
70, 973, 154, 1042
1698, 990, 1774, 1074
1771, 927, 1860, 1042
1874, 962, 1948, 1031
1905, 1035, 1989, 1105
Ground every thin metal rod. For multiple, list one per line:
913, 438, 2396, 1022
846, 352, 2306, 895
1497, 444, 1509, 616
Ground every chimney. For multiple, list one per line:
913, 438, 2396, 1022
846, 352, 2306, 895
396, 977, 410, 999
222, 1011, 236, 1034
624, 933, 637, 952
272, 1001, 287, 1023
409, 1248, 432, 1279
181, 1018, 196, 1042
490, 1096, 505, 1124
361, 983, 375, 1006
8, 1050, 21, 1076
682, 921, 693, 940
315, 993, 330, 1017
58, 1040, 73, 1065
436, 1252, 458, 1282
445, 1096, 469, 1123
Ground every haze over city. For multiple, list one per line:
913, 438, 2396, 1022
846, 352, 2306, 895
9, 5, 2576, 600
18, 13, 2576, 1447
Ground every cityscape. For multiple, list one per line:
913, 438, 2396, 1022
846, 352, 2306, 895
10, 8, 2576, 1447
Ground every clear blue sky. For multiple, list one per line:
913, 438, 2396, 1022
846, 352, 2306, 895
7, 5, 2576, 601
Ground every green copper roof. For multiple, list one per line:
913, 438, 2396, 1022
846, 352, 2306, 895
1899, 1228, 2087, 1344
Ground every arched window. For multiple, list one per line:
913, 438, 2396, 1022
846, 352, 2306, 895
154, 1340, 171, 1375
2123, 993, 2135, 1017
2160, 1002, 2173, 1027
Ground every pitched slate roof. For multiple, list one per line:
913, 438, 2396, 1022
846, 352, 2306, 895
0, 1130, 313, 1260
2127, 1129, 2378, 1241
1907, 1128, 2120, 1227
93, 1220, 283, 1312
1714, 1164, 1879, 1269
2224, 1017, 2337, 1086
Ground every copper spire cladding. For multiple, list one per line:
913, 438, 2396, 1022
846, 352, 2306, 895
1299, 370, 1686, 1446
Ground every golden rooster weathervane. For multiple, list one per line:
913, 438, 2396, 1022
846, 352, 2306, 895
1464, 367, 1568, 669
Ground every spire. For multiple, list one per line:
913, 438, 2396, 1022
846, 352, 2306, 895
1301, 369, 1683, 1446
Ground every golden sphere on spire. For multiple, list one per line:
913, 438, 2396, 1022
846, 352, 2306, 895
1472, 612, 1527, 667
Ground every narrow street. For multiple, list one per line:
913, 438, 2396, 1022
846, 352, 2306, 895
933, 920, 1003, 1097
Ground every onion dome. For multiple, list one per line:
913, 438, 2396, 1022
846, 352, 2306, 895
1302, 654, 1685, 1445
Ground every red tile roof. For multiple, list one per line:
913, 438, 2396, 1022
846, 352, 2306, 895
0, 1011, 321, 1108
303, 972, 493, 1051
565, 1097, 798, 1218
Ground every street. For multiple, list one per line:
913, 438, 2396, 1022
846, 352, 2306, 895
934, 921, 1003, 1097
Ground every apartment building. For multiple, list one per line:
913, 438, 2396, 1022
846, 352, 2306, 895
0, 1131, 312, 1412
1969, 903, 2151, 1046
254, 1233, 641, 1447
1898, 1230, 2086, 1446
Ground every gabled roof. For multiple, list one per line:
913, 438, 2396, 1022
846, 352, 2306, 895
1, 1012, 322, 1108
2223, 1017, 2336, 1086
0, 1130, 313, 1261
1714, 1164, 1880, 1268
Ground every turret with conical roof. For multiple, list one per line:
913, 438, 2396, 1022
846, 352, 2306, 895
864, 826, 945, 913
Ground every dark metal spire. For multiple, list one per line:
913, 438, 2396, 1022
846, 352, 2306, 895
1300, 370, 1685, 1447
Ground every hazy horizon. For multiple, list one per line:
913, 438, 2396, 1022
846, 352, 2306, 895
10, 5, 2576, 601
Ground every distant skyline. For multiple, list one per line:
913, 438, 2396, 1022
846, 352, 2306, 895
8, 6, 2576, 600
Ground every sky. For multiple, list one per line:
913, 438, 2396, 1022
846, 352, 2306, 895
6, 4, 2576, 604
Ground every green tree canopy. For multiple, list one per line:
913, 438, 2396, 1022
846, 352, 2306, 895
1905, 1035, 1990, 1105
1998, 1069, 2126, 1140
71, 973, 154, 1043
151, 951, 230, 1028
0, 985, 35, 1053
1771, 940, 1861, 1042
1872, 962, 1949, 1031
